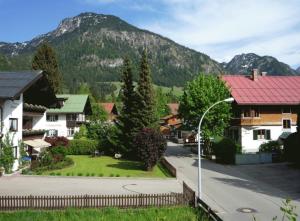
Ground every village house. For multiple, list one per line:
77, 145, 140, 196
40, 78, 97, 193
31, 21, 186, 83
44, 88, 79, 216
160, 103, 182, 139
222, 69, 300, 153
45, 94, 92, 139
0, 71, 57, 170
100, 102, 118, 122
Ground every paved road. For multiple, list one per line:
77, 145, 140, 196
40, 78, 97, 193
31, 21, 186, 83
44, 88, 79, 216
165, 142, 300, 221
0, 176, 182, 196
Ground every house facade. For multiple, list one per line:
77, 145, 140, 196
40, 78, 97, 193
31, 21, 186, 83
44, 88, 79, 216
223, 70, 300, 152
100, 103, 118, 122
45, 95, 92, 139
0, 71, 57, 170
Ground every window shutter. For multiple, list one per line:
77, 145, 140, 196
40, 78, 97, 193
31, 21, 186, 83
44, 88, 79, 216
266, 130, 271, 140
253, 130, 258, 140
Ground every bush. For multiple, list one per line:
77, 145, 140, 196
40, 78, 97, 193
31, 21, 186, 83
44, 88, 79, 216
284, 132, 300, 164
134, 128, 167, 171
44, 136, 69, 147
259, 141, 282, 154
74, 125, 88, 139
66, 139, 98, 155
49, 146, 67, 162
0, 135, 15, 173
212, 137, 240, 164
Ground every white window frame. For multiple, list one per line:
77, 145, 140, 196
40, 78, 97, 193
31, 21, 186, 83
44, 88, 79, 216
9, 118, 18, 132
47, 129, 58, 137
67, 127, 75, 137
46, 114, 58, 122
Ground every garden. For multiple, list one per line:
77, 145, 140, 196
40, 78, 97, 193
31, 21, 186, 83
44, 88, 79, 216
0, 207, 208, 221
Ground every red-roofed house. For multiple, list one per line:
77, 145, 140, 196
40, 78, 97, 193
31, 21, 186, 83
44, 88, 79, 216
100, 103, 118, 121
222, 69, 299, 152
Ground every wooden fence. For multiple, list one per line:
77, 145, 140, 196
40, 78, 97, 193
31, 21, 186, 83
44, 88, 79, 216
0, 193, 187, 211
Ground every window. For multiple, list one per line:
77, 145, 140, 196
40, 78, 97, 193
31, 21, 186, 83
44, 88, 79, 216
232, 110, 241, 118
283, 119, 291, 129
230, 128, 239, 142
243, 109, 251, 118
46, 114, 58, 122
14, 146, 18, 159
66, 114, 77, 121
9, 118, 18, 132
47, 129, 58, 137
253, 108, 260, 117
253, 129, 271, 140
67, 128, 75, 137
282, 108, 291, 114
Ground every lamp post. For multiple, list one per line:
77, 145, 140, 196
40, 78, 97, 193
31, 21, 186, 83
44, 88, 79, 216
197, 97, 234, 200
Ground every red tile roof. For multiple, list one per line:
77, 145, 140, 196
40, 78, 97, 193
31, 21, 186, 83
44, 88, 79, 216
100, 103, 115, 114
167, 103, 179, 115
222, 75, 300, 105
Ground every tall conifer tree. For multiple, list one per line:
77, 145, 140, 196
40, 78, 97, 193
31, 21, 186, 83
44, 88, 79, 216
117, 57, 139, 156
32, 43, 62, 93
136, 49, 157, 129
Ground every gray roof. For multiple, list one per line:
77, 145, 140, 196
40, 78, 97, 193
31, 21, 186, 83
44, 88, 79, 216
0, 71, 43, 99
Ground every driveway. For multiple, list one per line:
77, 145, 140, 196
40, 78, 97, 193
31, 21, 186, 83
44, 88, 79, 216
165, 142, 300, 221
0, 176, 182, 196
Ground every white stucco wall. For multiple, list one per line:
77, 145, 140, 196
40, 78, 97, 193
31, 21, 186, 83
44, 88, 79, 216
1, 95, 23, 171
32, 112, 46, 130
241, 125, 297, 153
43, 113, 80, 139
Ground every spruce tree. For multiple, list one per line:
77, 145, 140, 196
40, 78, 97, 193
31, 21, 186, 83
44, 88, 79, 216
136, 50, 157, 129
117, 57, 139, 156
32, 43, 62, 93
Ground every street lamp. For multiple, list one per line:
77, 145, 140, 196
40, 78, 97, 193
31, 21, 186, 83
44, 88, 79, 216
197, 97, 234, 200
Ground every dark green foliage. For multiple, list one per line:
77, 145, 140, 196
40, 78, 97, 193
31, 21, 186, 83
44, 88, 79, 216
135, 50, 157, 129
212, 137, 240, 164
116, 57, 140, 156
179, 74, 232, 150
0, 135, 15, 173
32, 43, 62, 93
134, 128, 167, 171
73, 125, 88, 139
66, 139, 98, 155
284, 132, 300, 164
259, 141, 282, 154
33, 157, 74, 173
49, 146, 67, 162
86, 122, 118, 155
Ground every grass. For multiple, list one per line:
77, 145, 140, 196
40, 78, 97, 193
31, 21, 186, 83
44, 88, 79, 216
0, 207, 208, 221
41, 155, 172, 178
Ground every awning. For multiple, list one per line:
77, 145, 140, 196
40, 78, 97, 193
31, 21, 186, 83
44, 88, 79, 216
24, 139, 51, 153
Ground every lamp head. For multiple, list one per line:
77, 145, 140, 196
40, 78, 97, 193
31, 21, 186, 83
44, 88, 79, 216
224, 97, 234, 103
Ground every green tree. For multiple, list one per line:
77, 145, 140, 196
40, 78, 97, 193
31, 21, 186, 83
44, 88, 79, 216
32, 43, 62, 93
154, 87, 170, 118
0, 135, 15, 173
179, 74, 231, 149
116, 57, 140, 157
136, 50, 157, 129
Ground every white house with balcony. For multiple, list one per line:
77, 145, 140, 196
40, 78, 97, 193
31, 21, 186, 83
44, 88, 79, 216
222, 70, 299, 153
44, 94, 92, 139
0, 71, 58, 171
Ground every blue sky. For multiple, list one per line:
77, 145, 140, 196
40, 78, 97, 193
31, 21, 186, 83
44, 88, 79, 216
0, 0, 300, 68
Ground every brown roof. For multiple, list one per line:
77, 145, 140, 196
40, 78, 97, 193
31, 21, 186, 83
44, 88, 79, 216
167, 103, 179, 115
100, 103, 115, 114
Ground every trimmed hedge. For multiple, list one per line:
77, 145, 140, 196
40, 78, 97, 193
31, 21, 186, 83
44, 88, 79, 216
259, 141, 282, 154
212, 137, 241, 164
284, 132, 300, 164
66, 139, 99, 155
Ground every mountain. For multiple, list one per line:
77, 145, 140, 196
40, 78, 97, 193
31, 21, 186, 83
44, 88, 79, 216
223, 53, 298, 76
0, 12, 222, 90
296, 66, 300, 74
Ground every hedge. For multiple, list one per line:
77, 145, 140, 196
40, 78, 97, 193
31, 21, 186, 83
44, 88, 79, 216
66, 139, 99, 155
212, 137, 241, 164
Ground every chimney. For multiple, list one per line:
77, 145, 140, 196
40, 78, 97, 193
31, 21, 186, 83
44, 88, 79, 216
252, 69, 259, 81
261, 71, 267, 76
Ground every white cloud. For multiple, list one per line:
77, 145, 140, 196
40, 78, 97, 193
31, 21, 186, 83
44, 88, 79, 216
141, 0, 300, 68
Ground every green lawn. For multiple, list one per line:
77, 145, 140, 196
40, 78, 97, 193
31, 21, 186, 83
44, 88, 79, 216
41, 155, 172, 178
0, 207, 207, 221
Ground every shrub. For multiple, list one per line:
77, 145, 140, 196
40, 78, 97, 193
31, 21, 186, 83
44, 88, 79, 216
98, 173, 103, 177
44, 136, 69, 147
212, 137, 239, 164
284, 132, 300, 164
66, 139, 98, 155
134, 128, 167, 171
259, 141, 282, 154
49, 146, 67, 162
77, 172, 83, 176
0, 135, 15, 173
74, 124, 88, 139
